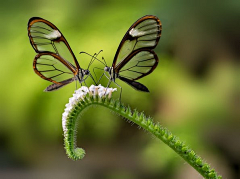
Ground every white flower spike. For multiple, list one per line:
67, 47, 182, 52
62, 85, 117, 135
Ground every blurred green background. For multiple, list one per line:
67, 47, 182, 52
0, 0, 239, 178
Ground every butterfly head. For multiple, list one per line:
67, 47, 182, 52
83, 69, 90, 75
104, 66, 110, 72
76, 69, 90, 83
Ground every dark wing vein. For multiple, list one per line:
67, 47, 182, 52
116, 49, 159, 81
31, 25, 53, 31
33, 53, 76, 84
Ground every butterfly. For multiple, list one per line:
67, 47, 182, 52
96, 15, 162, 98
28, 17, 95, 92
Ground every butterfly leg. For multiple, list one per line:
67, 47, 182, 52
93, 67, 104, 84
104, 72, 111, 82
104, 73, 112, 96
104, 75, 122, 102
75, 79, 78, 90
83, 75, 89, 86
105, 79, 112, 96
89, 74, 97, 85
112, 81, 122, 102
97, 72, 105, 85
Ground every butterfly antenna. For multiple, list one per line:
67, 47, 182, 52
88, 50, 104, 69
96, 50, 107, 66
96, 49, 103, 56
87, 53, 96, 70
89, 73, 97, 85
79, 51, 106, 66
101, 56, 107, 66
79, 51, 97, 69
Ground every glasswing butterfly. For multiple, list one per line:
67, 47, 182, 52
96, 15, 162, 98
28, 17, 95, 92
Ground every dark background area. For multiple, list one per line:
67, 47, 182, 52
0, 0, 239, 178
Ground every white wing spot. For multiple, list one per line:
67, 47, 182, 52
45, 30, 61, 40
129, 28, 145, 37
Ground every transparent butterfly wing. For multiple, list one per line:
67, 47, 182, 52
33, 53, 76, 84
28, 17, 80, 70
116, 49, 158, 81
112, 15, 162, 68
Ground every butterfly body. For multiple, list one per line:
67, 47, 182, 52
104, 66, 118, 82
77, 69, 90, 82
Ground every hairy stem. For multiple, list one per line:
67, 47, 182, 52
63, 95, 221, 179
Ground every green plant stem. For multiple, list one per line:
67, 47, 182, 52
63, 95, 222, 179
